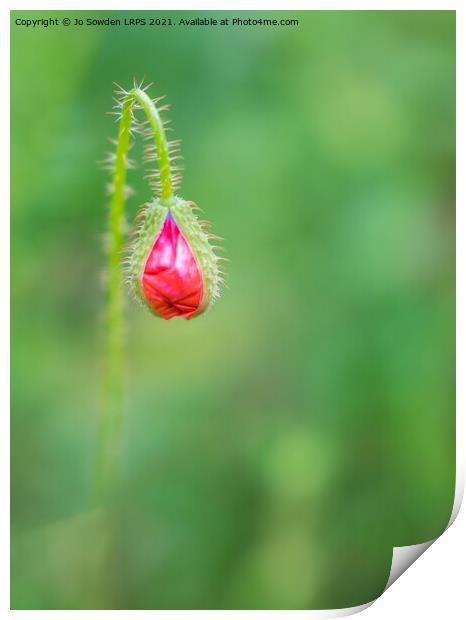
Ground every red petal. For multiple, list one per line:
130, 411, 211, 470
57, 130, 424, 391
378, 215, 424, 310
141, 212, 203, 319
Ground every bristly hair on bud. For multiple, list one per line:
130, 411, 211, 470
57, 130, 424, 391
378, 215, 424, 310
103, 79, 225, 323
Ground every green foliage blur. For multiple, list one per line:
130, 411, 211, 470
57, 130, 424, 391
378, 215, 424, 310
11, 10, 455, 610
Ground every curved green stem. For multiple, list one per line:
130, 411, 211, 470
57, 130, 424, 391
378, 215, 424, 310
132, 88, 173, 201
97, 87, 173, 501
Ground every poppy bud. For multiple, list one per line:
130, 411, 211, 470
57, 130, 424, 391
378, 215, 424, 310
129, 197, 222, 319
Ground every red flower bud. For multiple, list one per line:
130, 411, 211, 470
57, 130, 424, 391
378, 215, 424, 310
141, 212, 203, 319
129, 197, 222, 320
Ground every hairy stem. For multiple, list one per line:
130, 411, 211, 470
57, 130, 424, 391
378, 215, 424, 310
97, 86, 173, 501
132, 88, 173, 201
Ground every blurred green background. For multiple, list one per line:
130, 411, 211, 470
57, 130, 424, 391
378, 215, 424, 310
11, 10, 455, 610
